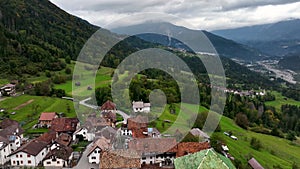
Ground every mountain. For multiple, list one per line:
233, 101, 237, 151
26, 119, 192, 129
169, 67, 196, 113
112, 22, 265, 61
213, 19, 300, 57
0, 0, 105, 77
278, 55, 300, 72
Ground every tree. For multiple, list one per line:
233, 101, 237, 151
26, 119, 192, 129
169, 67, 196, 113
250, 137, 262, 150
210, 133, 225, 153
286, 131, 297, 141
65, 67, 72, 74
181, 132, 199, 142
235, 113, 249, 129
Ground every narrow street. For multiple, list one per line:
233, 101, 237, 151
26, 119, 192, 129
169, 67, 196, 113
79, 98, 130, 124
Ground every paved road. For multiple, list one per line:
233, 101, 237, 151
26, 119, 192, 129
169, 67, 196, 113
62, 143, 98, 169
79, 97, 98, 109
79, 98, 130, 124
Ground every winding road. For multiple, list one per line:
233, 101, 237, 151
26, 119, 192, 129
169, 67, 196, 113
79, 97, 130, 124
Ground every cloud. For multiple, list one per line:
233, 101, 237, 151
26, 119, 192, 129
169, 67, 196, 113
50, 0, 300, 30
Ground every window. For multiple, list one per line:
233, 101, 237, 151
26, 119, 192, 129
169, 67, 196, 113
94, 150, 97, 153
98, 150, 101, 153
27, 154, 31, 158
20, 155, 23, 158
20, 161, 23, 164
91, 157, 96, 159
47, 161, 51, 164
57, 161, 60, 164
16, 155, 18, 158
42, 152, 44, 155
13, 161, 15, 164
150, 157, 152, 159
3, 149, 5, 152
142, 157, 146, 160
28, 160, 31, 164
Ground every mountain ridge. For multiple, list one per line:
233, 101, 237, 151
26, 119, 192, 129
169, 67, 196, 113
112, 22, 265, 61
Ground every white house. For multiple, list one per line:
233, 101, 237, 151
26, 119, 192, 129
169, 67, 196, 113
0, 140, 10, 165
132, 101, 151, 113
0, 84, 16, 96
0, 119, 24, 165
120, 127, 132, 136
10, 140, 49, 167
43, 145, 73, 167
128, 138, 177, 166
73, 127, 95, 142
87, 137, 110, 164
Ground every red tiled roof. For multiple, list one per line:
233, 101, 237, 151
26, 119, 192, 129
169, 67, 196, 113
128, 138, 177, 154
36, 131, 57, 144
39, 112, 57, 121
50, 118, 79, 132
100, 100, 116, 110
169, 142, 211, 157
127, 115, 148, 130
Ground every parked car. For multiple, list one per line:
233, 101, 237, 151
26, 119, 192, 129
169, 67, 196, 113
230, 135, 238, 140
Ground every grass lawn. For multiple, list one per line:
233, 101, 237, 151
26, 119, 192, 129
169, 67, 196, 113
161, 103, 300, 169
0, 95, 77, 131
55, 65, 114, 97
152, 103, 209, 134
218, 115, 300, 169
265, 91, 300, 112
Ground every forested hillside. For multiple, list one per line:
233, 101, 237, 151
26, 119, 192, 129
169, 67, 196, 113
0, 0, 99, 77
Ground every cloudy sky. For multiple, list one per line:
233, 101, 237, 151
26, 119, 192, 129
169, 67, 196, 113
50, 0, 300, 30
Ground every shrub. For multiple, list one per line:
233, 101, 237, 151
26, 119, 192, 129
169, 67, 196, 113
250, 137, 262, 150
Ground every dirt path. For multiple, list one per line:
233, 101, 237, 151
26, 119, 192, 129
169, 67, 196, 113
13, 99, 34, 110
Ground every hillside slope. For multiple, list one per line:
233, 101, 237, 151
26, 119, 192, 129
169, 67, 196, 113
0, 0, 100, 76
112, 22, 265, 61
213, 19, 300, 57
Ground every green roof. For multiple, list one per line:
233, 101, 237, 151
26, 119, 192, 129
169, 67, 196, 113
174, 149, 236, 169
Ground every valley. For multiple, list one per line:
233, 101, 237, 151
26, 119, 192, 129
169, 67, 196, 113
0, 0, 300, 169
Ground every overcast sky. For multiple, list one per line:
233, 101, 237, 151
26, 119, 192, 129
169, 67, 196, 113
50, 0, 300, 31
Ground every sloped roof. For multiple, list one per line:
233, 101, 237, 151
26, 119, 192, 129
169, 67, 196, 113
10, 139, 48, 156
39, 112, 57, 121
128, 138, 177, 154
0, 119, 24, 138
87, 137, 111, 157
55, 133, 72, 146
127, 115, 148, 130
170, 142, 210, 158
174, 149, 236, 169
132, 101, 144, 108
36, 131, 57, 144
95, 126, 117, 140
100, 149, 141, 169
101, 100, 116, 110
0, 119, 19, 129
44, 145, 73, 161
248, 158, 264, 169
50, 118, 79, 132
190, 128, 210, 139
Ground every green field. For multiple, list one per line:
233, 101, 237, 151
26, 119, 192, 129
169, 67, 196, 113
265, 91, 300, 112
150, 103, 209, 135
0, 95, 77, 130
54, 64, 114, 97
176, 103, 300, 169
219, 116, 300, 169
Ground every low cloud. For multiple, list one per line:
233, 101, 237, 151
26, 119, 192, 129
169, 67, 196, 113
50, 0, 300, 30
